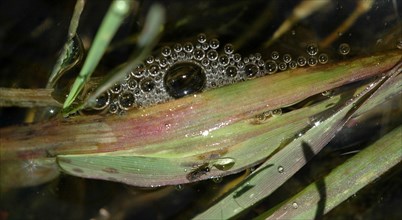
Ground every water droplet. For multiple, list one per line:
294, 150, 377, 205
212, 177, 223, 183
278, 62, 287, 71
244, 63, 259, 78
289, 61, 297, 69
175, 184, 184, 191
271, 51, 280, 60
271, 108, 282, 116
193, 49, 205, 60
225, 65, 238, 77
277, 166, 284, 173
283, 54, 292, 63
318, 53, 328, 64
118, 92, 135, 110
292, 202, 299, 209
174, 43, 182, 52
297, 56, 307, 67
212, 157, 235, 170
197, 33, 207, 43
338, 43, 350, 55
164, 62, 206, 98
306, 43, 318, 56
183, 42, 194, 53
161, 46, 171, 57
207, 50, 218, 61
140, 78, 155, 92
209, 39, 220, 49
265, 60, 278, 74
307, 56, 318, 66
224, 44, 234, 54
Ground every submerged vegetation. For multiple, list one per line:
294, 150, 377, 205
0, 0, 401, 219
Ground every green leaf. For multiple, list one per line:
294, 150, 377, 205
258, 125, 402, 219
193, 61, 401, 219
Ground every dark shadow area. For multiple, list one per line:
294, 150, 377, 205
233, 164, 274, 198
302, 141, 327, 220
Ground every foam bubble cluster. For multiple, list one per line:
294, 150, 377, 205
87, 34, 330, 114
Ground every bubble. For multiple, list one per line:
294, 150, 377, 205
159, 58, 168, 67
194, 49, 205, 60
209, 39, 220, 49
175, 184, 184, 191
278, 62, 287, 71
201, 43, 209, 50
148, 64, 159, 76
118, 91, 135, 110
265, 60, 278, 74
93, 92, 110, 110
338, 43, 350, 55
146, 56, 154, 64
255, 53, 262, 60
201, 58, 209, 66
277, 166, 284, 173
109, 103, 118, 113
174, 43, 182, 52
219, 55, 230, 66
211, 61, 218, 68
307, 56, 318, 66
306, 43, 318, 56
271, 108, 282, 116
237, 61, 245, 68
233, 53, 242, 62
212, 177, 223, 183
321, 90, 333, 97
183, 42, 194, 53
178, 51, 185, 59
127, 78, 138, 89
207, 50, 218, 61
289, 61, 297, 69
292, 202, 299, 209
224, 44, 234, 54
271, 51, 280, 60
283, 54, 292, 63
197, 33, 207, 43
244, 63, 259, 78
140, 78, 155, 92
132, 63, 146, 77
243, 57, 250, 63
225, 65, 238, 77
161, 46, 171, 57
110, 84, 122, 94
164, 62, 206, 98
297, 56, 307, 67
318, 53, 329, 64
